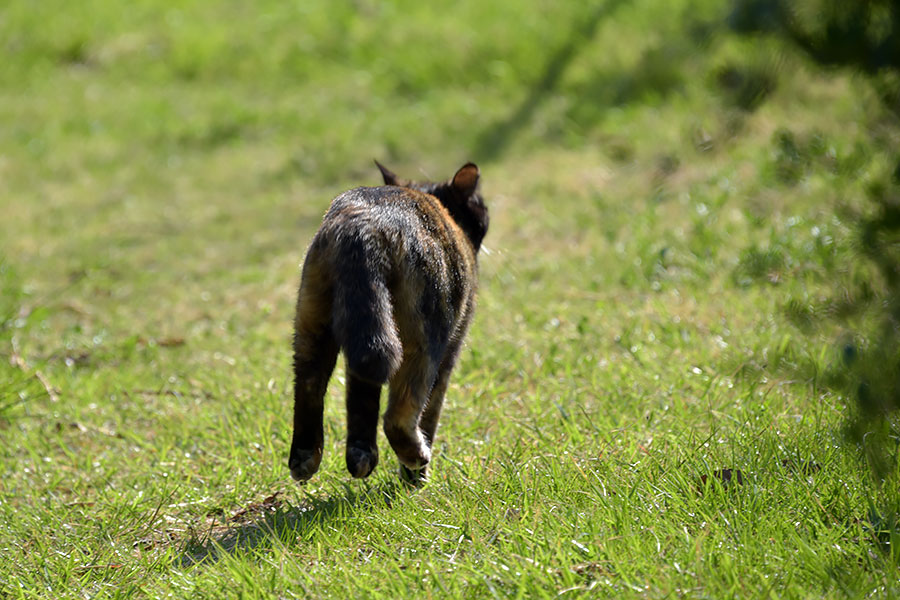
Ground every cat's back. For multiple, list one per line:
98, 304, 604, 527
310, 184, 473, 299
319, 186, 466, 255
322, 185, 443, 230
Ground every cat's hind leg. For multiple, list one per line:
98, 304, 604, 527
289, 260, 339, 482
345, 374, 381, 478
419, 339, 463, 450
384, 354, 438, 480
397, 340, 463, 485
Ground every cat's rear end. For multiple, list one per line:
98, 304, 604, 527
289, 163, 488, 485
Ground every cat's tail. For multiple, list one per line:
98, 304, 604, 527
331, 235, 402, 384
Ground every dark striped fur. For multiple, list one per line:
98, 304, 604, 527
289, 162, 489, 485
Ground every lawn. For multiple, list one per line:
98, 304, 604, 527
2, 0, 899, 597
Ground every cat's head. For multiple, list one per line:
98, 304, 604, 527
375, 161, 489, 252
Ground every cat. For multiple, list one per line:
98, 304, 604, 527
288, 161, 489, 485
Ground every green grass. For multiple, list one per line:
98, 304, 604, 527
2, 0, 900, 597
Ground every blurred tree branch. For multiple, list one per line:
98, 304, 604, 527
730, 0, 900, 68
731, 0, 900, 480
731, 0, 900, 112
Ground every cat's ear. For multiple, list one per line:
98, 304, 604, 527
451, 163, 480, 196
375, 160, 400, 186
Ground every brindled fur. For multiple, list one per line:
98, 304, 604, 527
289, 162, 489, 485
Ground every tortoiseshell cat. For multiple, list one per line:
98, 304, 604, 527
289, 161, 489, 485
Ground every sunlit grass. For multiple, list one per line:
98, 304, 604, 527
2, 0, 899, 597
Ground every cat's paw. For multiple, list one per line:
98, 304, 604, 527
399, 463, 428, 487
346, 445, 379, 478
398, 442, 431, 471
384, 422, 432, 470
289, 447, 322, 482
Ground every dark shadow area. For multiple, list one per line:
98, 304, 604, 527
728, 0, 900, 480
472, 0, 628, 162
729, 0, 900, 114
178, 481, 407, 568
563, 40, 694, 129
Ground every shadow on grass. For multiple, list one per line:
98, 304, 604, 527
178, 481, 406, 568
472, 0, 627, 162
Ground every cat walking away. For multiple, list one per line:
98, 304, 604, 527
289, 162, 489, 485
